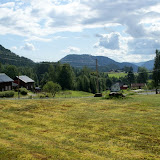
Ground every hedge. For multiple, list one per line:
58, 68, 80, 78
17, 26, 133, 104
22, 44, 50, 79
0, 91, 15, 98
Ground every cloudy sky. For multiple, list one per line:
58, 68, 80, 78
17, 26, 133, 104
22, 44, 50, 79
1, 0, 160, 62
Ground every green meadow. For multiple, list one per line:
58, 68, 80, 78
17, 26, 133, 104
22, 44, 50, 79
108, 72, 127, 78
0, 95, 160, 160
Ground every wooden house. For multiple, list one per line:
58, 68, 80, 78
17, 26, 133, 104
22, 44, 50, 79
120, 85, 128, 90
131, 83, 146, 89
14, 75, 34, 90
0, 73, 13, 91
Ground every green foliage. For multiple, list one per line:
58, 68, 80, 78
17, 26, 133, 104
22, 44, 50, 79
0, 91, 14, 98
0, 44, 35, 67
153, 49, 160, 88
19, 88, 28, 95
58, 64, 74, 90
38, 93, 50, 98
127, 70, 135, 87
137, 67, 148, 83
43, 81, 61, 97
4, 65, 18, 79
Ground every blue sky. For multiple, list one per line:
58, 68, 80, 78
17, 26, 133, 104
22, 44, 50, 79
1, 0, 160, 63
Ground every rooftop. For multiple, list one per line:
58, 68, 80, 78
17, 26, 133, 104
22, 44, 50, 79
16, 75, 34, 83
0, 73, 13, 83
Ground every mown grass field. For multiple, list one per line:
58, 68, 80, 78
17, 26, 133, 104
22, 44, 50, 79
0, 95, 160, 160
108, 72, 127, 78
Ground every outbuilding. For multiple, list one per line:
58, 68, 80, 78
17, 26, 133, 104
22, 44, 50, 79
0, 73, 13, 91
131, 83, 146, 89
14, 75, 34, 90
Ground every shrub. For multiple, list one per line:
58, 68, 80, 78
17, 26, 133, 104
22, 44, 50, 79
43, 81, 61, 97
38, 93, 50, 98
0, 91, 14, 98
19, 88, 28, 95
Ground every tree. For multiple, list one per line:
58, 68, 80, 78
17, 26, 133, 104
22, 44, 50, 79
4, 65, 18, 79
137, 67, 148, 83
153, 49, 160, 93
58, 64, 74, 90
106, 78, 112, 89
127, 71, 135, 87
43, 81, 61, 97
48, 64, 56, 82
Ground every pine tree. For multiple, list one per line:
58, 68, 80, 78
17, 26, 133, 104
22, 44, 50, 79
153, 49, 160, 93
58, 64, 74, 90
137, 67, 148, 83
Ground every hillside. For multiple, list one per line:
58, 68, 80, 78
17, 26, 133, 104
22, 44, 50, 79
142, 60, 154, 70
0, 45, 35, 66
60, 54, 138, 71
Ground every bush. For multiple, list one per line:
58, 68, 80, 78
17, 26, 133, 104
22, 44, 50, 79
0, 91, 14, 98
19, 88, 28, 95
38, 93, 50, 98
43, 81, 61, 97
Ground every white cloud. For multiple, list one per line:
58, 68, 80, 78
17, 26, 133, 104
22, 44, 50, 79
1, 0, 160, 61
21, 43, 36, 51
0, 2, 15, 8
11, 46, 18, 50
94, 32, 120, 50
0, 0, 160, 38
62, 46, 80, 53
25, 36, 51, 42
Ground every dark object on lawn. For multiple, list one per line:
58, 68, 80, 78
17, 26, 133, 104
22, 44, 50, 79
109, 92, 125, 98
94, 93, 102, 97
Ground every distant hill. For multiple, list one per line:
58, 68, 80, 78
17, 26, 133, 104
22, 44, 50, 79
133, 62, 145, 67
142, 60, 154, 70
0, 45, 35, 66
133, 60, 154, 70
60, 54, 138, 72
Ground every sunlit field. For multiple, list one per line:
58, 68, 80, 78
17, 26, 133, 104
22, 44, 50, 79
0, 95, 160, 160
108, 72, 127, 78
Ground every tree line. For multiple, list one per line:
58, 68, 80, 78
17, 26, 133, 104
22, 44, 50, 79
0, 49, 160, 93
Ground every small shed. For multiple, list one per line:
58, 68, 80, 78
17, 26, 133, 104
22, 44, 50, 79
131, 83, 146, 89
111, 83, 120, 92
35, 87, 41, 93
14, 75, 34, 90
0, 73, 13, 91
120, 85, 128, 90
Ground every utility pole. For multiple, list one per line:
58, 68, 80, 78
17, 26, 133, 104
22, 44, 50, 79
96, 59, 99, 93
18, 72, 20, 99
94, 59, 102, 97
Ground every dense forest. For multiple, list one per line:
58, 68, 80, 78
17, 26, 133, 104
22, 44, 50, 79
0, 44, 156, 93
0, 61, 153, 93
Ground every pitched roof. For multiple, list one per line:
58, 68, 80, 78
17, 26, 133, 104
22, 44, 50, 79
131, 83, 146, 87
16, 75, 34, 83
0, 73, 13, 83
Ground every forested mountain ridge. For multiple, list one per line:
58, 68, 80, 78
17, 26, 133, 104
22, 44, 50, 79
0, 45, 35, 66
60, 54, 139, 71
142, 60, 154, 70
0, 44, 154, 71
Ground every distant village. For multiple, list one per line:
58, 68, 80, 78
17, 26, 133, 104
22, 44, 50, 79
0, 72, 146, 94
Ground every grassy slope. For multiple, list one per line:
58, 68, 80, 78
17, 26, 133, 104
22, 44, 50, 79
108, 72, 127, 78
0, 95, 160, 159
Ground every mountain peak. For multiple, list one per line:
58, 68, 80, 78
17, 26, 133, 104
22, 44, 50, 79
0, 44, 35, 66
60, 54, 138, 71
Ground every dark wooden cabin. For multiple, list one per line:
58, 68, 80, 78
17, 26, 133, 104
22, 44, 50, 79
0, 73, 13, 91
14, 75, 34, 90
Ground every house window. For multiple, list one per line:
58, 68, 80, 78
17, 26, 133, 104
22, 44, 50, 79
8, 86, 11, 90
5, 86, 8, 91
